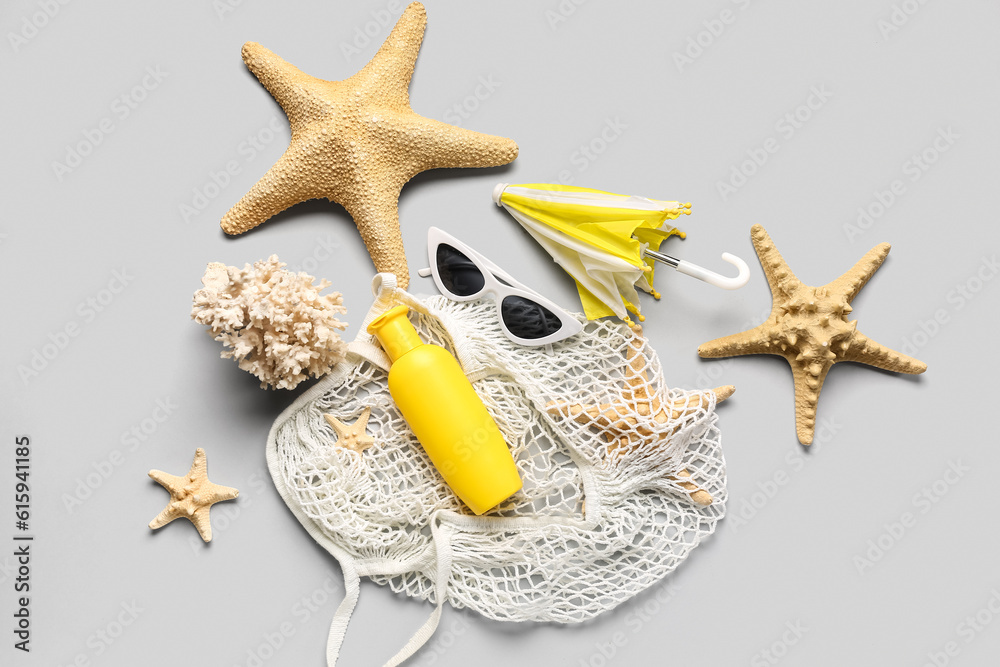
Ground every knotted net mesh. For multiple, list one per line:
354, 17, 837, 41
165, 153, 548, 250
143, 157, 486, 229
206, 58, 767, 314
268, 277, 727, 633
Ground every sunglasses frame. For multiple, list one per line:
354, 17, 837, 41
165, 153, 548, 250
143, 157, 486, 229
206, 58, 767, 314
418, 227, 583, 346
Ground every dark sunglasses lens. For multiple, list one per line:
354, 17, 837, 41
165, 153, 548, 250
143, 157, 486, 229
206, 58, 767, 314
436, 244, 485, 297
500, 296, 563, 340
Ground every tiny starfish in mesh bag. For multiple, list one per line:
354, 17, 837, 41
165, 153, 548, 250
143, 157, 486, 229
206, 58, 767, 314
324, 407, 377, 454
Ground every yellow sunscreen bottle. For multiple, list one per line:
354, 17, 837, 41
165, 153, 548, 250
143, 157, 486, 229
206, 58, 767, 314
367, 305, 522, 515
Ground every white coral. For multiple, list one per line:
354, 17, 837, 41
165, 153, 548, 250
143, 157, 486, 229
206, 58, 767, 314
191, 256, 348, 390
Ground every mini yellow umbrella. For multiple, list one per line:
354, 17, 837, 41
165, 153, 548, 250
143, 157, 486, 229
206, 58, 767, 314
493, 183, 749, 324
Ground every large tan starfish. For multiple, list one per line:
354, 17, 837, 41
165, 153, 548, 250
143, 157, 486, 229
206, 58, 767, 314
221, 2, 518, 288
699, 224, 926, 445
547, 328, 734, 506
148, 448, 239, 542
324, 407, 377, 454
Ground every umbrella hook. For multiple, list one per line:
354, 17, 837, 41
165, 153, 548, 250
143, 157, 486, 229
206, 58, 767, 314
643, 249, 750, 290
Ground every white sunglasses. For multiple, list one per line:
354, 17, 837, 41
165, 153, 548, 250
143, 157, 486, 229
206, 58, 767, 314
417, 227, 583, 346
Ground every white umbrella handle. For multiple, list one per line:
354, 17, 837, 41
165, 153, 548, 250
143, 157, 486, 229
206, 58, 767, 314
645, 249, 750, 290
675, 253, 750, 289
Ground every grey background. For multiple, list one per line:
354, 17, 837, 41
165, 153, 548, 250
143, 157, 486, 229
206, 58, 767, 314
2, 0, 998, 665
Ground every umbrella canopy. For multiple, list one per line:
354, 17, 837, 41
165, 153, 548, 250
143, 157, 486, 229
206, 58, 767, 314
493, 183, 691, 324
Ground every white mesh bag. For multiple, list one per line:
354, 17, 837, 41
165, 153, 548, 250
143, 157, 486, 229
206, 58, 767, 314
266, 274, 729, 665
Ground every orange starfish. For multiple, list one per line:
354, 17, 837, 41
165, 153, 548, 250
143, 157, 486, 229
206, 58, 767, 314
547, 329, 733, 506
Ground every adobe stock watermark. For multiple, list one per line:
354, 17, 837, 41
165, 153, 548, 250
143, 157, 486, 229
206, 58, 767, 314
728, 417, 843, 534
575, 579, 682, 667
51, 66, 168, 181
409, 616, 470, 667
672, 0, 758, 72
17, 268, 135, 385
920, 588, 1000, 667
55, 600, 144, 667
750, 620, 809, 667
285, 236, 342, 276
544, 0, 589, 31
7, 0, 74, 53
843, 126, 958, 243
898, 254, 998, 358
188, 470, 268, 555
716, 85, 833, 202
339, 0, 408, 61
877, 0, 933, 40
212, 0, 252, 21
853, 459, 970, 575
179, 116, 284, 224
234, 574, 344, 667
554, 117, 628, 186
441, 75, 502, 128
0, 555, 16, 586
62, 397, 178, 514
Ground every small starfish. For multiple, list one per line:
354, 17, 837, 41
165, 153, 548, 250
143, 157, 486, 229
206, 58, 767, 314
325, 407, 376, 454
698, 224, 926, 445
148, 448, 239, 542
221, 2, 518, 288
547, 328, 733, 506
